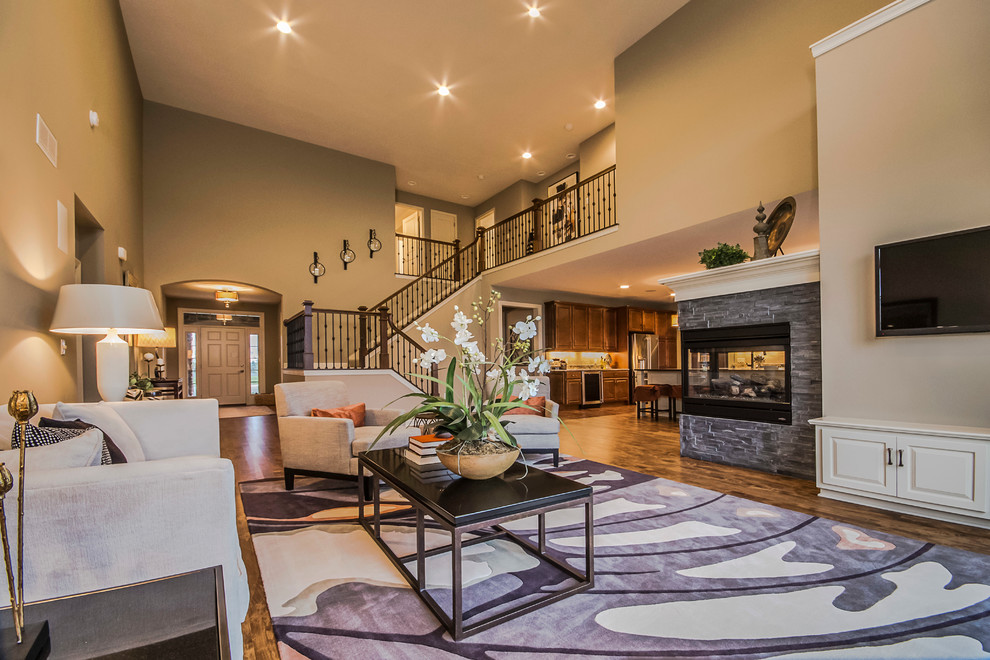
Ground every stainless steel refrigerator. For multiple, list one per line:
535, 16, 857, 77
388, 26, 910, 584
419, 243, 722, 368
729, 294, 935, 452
630, 332, 660, 386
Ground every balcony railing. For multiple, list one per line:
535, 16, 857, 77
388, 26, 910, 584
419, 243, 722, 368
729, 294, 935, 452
479, 165, 615, 270
395, 234, 460, 278
286, 166, 617, 388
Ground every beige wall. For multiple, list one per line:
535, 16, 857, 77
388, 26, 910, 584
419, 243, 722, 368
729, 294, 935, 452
143, 103, 399, 322
0, 0, 144, 402
579, 124, 616, 180
817, 0, 990, 427
615, 0, 884, 240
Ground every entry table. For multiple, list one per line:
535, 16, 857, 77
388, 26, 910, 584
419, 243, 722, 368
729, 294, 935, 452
358, 448, 594, 639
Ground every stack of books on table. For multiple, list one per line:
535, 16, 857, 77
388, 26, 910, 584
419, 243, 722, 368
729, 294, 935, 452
406, 435, 452, 483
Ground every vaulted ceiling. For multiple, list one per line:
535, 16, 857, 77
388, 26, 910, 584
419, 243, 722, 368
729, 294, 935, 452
119, 0, 688, 204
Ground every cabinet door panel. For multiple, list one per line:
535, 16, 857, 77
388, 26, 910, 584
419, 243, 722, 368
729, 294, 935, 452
819, 428, 896, 496
605, 309, 618, 351
565, 379, 583, 404
897, 435, 987, 513
571, 306, 590, 349
589, 307, 605, 350
555, 304, 572, 349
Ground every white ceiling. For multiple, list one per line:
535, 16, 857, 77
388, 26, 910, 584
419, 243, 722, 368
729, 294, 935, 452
119, 0, 688, 204
161, 280, 282, 305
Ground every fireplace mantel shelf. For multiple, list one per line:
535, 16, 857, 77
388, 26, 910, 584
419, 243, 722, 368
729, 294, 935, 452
660, 250, 820, 301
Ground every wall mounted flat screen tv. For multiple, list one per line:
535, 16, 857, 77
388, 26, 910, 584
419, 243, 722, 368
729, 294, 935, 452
875, 225, 990, 336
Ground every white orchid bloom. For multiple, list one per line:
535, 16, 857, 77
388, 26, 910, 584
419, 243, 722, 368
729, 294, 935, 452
453, 328, 474, 346
512, 318, 538, 341
420, 323, 440, 344
486, 367, 502, 381
528, 356, 550, 374
524, 378, 541, 398
417, 348, 447, 368
451, 307, 473, 332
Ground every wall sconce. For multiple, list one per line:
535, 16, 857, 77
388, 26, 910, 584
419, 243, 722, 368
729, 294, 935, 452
368, 229, 382, 258
671, 313, 679, 328
340, 240, 355, 270
215, 290, 238, 308
309, 251, 326, 283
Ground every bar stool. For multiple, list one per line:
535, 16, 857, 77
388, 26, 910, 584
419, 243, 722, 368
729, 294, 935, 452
633, 385, 661, 420
654, 384, 673, 417
667, 384, 683, 421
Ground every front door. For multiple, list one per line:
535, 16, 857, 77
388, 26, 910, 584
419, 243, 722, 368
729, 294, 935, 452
201, 327, 247, 405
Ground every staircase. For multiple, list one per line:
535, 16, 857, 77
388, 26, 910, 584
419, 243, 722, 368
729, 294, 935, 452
284, 166, 616, 391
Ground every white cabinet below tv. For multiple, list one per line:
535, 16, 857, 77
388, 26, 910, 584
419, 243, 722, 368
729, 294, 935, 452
811, 417, 990, 529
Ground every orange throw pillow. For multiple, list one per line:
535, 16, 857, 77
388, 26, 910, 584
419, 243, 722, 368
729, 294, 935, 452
311, 402, 366, 427
504, 396, 546, 416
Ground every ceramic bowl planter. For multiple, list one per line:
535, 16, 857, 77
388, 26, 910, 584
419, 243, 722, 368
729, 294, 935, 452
436, 446, 520, 480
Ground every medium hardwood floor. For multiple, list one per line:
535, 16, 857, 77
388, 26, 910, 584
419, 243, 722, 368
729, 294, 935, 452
221, 405, 989, 660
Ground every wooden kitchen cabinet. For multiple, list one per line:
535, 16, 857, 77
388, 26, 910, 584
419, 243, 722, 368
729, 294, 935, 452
589, 306, 605, 350
545, 302, 572, 349
603, 371, 630, 403
571, 305, 590, 349
605, 308, 618, 351
565, 372, 583, 404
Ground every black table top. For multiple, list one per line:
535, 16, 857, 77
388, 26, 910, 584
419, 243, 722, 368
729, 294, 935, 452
360, 448, 592, 526
0, 566, 227, 659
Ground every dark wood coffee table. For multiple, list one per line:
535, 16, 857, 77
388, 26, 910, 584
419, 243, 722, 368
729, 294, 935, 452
0, 566, 229, 659
358, 448, 594, 640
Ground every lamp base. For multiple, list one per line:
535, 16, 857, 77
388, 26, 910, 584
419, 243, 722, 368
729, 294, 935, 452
0, 621, 51, 659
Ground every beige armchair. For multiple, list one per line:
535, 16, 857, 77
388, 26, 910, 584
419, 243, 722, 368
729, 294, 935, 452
274, 380, 416, 490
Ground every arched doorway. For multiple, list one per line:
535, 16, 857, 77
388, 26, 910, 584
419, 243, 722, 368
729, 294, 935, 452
160, 281, 282, 404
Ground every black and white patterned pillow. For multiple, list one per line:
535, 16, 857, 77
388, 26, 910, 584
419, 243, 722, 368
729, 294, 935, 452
11, 423, 112, 465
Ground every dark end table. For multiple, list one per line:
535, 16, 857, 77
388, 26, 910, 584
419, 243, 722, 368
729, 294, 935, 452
0, 566, 229, 659
358, 448, 594, 640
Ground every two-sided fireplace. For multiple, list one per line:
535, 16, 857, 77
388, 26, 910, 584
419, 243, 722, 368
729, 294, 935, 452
680, 323, 791, 425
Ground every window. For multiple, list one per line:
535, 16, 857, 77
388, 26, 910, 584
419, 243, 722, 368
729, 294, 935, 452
249, 333, 260, 395
185, 331, 197, 397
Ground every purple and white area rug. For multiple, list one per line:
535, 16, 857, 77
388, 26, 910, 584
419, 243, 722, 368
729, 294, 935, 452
239, 456, 990, 659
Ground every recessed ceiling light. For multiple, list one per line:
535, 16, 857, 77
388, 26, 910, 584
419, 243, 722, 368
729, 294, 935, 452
407, 180, 416, 186
437, 85, 450, 96
276, 20, 292, 34
565, 153, 576, 159
522, 152, 532, 159
564, 123, 574, 131
645, 289, 656, 293
619, 285, 630, 289
594, 99, 606, 109
536, 170, 546, 176
460, 194, 470, 199
528, 7, 541, 17
477, 174, 485, 180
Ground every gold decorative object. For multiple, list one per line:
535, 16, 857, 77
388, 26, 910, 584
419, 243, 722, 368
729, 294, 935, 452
4, 390, 37, 645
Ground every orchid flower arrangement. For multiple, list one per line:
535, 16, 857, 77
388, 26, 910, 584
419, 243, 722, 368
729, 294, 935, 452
372, 290, 550, 453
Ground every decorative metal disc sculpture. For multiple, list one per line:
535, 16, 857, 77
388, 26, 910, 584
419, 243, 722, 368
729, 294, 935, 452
766, 196, 796, 256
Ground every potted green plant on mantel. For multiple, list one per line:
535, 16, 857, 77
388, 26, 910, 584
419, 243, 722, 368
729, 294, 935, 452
698, 242, 750, 269
371, 290, 551, 480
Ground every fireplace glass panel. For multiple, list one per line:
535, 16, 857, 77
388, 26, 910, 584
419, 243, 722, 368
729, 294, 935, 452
686, 344, 788, 404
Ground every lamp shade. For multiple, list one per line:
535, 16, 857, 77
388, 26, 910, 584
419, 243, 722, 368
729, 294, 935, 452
50, 284, 164, 335
136, 327, 176, 348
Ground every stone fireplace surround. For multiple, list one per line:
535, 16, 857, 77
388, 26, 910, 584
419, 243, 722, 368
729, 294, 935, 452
662, 251, 822, 480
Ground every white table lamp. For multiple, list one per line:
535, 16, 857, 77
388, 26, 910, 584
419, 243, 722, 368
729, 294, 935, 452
50, 284, 164, 401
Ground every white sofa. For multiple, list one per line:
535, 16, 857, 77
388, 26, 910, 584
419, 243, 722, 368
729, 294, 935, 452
0, 399, 249, 659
